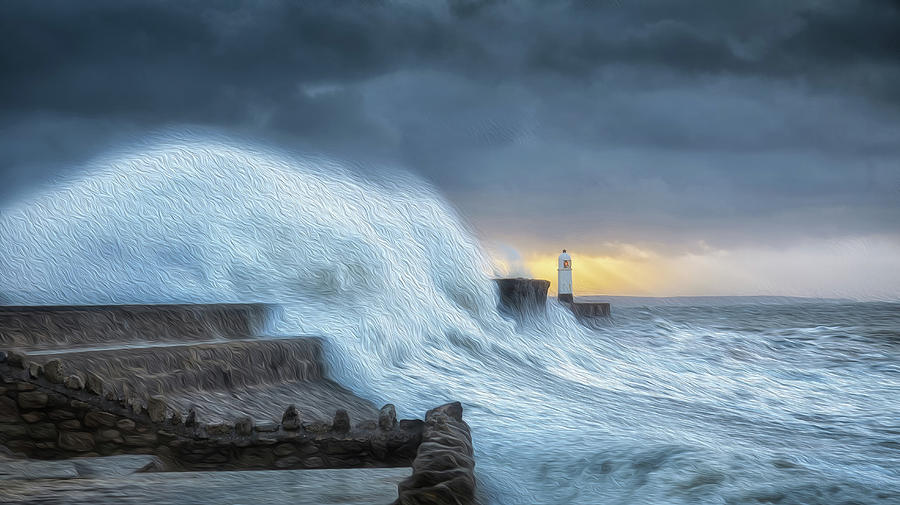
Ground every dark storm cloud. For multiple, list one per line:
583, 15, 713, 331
1, 1, 447, 118
1, 0, 898, 248
3, 0, 897, 133
534, 0, 900, 79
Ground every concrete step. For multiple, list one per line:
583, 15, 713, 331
21, 337, 325, 392
12, 338, 377, 423
0, 304, 270, 351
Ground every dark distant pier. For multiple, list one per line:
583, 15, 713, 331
562, 300, 611, 317
492, 279, 610, 318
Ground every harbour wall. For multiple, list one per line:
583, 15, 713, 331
0, 303, 476, 505
0, 349, 421, 470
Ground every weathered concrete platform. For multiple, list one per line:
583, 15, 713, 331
0, 304, 376, 423
0, 453, 161, 481
0, 461, 411, 505
19, 338, 376, 423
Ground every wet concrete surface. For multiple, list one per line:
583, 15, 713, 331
0, 454, 409, 505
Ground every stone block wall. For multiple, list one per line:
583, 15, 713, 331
2, 352, 476, 504
395, 402, 476, 505
0, 353, 420, 470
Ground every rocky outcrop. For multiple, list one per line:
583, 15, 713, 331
395, 402, 476, 505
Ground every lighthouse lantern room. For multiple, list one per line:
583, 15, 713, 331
558, 249, 573, 303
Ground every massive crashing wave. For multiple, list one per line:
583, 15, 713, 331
0, 134, 582, 438
1, 134, 492, 310
0, 134, 529, 384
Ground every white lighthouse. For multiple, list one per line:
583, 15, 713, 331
558, 249, 573, 303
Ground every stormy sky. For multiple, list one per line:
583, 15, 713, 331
2, 0, 899, 299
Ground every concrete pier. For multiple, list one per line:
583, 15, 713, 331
492, 279, 610, 318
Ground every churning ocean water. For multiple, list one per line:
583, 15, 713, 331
312, 297, 900, 505
1, 135, 897, 504
426, 301, 900, 505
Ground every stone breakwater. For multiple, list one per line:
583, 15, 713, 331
1, 351, 476, 504
0, 304, 476, 505
0, 351, 420, 469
